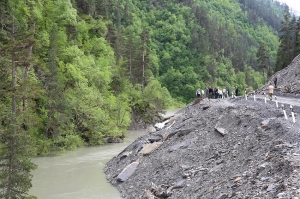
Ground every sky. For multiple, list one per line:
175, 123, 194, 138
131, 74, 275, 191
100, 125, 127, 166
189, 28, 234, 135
277, 0, 300, 15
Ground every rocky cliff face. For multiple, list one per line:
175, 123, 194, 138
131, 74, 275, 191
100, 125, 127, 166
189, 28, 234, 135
105, 96, 300, 198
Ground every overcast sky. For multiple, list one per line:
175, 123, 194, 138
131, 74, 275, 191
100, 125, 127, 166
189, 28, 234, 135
277, 0, 300, 14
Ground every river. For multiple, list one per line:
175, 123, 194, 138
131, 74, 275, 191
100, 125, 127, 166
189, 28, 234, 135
29, 108, 181, 199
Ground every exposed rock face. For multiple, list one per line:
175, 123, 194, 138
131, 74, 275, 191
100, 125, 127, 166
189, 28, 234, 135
105, 96, 300, 198
257, 54, 300, 97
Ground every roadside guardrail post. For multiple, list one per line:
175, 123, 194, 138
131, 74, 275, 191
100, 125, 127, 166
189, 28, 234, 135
282, 104, 288, 120
290, 105, 296, 123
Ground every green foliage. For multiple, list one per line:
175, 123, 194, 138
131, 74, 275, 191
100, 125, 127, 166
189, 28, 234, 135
275, 7, 300, 72
0, 131, 37, 199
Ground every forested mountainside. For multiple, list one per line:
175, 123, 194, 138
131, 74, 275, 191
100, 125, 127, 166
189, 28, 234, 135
0, 0, 297, 154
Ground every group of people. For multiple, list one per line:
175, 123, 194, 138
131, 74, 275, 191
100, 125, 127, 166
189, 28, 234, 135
196, 86, 239, 99
195, 76, 278, 101
196, 75, 278, 101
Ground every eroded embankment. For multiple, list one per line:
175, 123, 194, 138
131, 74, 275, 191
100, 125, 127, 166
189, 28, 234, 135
105, 97, 300, 199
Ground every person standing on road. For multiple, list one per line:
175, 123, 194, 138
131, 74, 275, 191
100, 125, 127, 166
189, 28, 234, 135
222, 88, 226, 98
235, 86, 239, 97
273, 76, 278, 88
196, 88, 201, 98
268, 83, 274, 100
227, 87, 230, 97
209, 87, 213, 99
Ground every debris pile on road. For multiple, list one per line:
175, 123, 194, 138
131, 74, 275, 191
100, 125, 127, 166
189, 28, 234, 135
105, 97, 300, 198
257, 54, 300, 97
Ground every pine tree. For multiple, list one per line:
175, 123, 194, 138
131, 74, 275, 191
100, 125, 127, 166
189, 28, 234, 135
256, 42, 269, 82
0, 1, 38, 198
275, 5, 291, 72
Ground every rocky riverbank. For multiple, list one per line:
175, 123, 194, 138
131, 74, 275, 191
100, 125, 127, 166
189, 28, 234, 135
105, 96, 300, 198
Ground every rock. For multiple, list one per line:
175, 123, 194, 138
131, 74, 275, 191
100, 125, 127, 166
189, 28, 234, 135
119, 151, 132, 160
148, 134, 163, 143
196, 177, 201, 183
234, 177, 242, 182
216, 194, 228, 199
117, 161, 139, 182
139, 142, 163, 155
203, 106, 210, 110
242, 171, 251, 177
267, 184, 276, 192
257, 162, 269, 172
261, 119, 270, 128
215, 127, 227, 136
177, 128, 195, 137
277, 192, 286, 198
167, 179, 186, 192
181, 165, 191, 170
147, 126, 156, 134
161, 130, 177, 140
141, 190, 157, 199
180, 141, 191, 149
261, 177, 271, 182
169, 141, 191, 152
154, 120, 169, 130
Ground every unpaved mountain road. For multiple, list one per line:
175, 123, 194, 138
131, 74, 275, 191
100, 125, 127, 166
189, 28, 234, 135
252, 94, 300, 107
237, 94, 300, 124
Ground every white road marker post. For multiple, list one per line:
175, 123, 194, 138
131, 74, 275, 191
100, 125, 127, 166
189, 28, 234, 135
245, 89, 247, 100
290, 105, 296, 123
275, 96, 278, 108
264, 92, 267, 103
253, 91, 256, 101
282, 104, 288, 120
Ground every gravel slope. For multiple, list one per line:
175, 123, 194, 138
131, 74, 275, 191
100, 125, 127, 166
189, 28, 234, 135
105, 96, 300, 199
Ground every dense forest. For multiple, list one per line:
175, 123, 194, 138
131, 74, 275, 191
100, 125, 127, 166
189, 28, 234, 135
0, 0, 300, 198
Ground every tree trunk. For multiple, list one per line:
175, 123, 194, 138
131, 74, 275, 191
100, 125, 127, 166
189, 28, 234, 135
23, 23, 35, 111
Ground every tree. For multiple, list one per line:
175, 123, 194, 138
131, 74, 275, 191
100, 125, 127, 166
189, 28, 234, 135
256, 42, 269, 82
0, 1, 38, 198
275, 5, 291, 72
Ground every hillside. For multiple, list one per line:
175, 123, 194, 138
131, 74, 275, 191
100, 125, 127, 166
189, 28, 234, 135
104, 56, 300, 198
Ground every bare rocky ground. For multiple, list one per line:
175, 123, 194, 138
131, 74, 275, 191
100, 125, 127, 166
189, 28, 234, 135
105, 56, 300, 199
105, 96, 300, 199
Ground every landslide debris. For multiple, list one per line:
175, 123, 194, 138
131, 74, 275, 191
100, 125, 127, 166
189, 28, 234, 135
105, 97, 300, 198
257, 54, 300, 97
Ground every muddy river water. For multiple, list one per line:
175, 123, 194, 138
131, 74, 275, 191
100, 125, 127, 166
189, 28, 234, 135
29, 109, 180, 199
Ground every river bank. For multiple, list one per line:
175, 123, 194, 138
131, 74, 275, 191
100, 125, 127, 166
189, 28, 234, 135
29, 108, 182, 199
